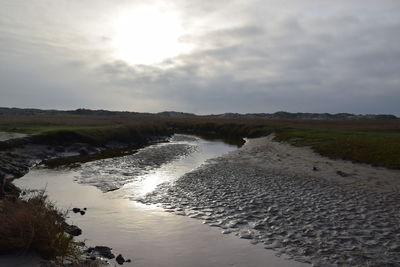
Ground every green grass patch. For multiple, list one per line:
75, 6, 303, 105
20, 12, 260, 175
275, 129, 400, 169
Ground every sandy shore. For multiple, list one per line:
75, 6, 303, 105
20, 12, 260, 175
142, 135, 400, 266
234, 135, 400, 195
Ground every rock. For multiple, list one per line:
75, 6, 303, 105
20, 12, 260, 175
72, 208, 81, 213
116, 254, 125, 265
93, 246, 115, 259
313, 166, 318, 171
65, 225, 82, 236
126, 259, 131, 263
80, 210, 86, 215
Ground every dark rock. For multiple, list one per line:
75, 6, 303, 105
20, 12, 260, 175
116, 254, 125, 265
93, 246, 115, 259
126, 259, 131, 263
65, 225, 82, 236
72, 207, 81, 213
80, 210, 86, 215
313, 166, 318, 171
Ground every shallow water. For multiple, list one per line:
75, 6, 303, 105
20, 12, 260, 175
15, 135, 307, 267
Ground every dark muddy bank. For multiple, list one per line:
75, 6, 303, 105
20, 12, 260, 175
0, 128, 172, 182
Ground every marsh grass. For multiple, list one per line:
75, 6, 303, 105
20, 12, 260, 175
274, 129, 400, 169
1, 113, 399, 169
24, 125, 171, 146
0, 191, 77, 259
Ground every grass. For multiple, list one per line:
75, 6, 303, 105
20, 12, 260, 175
0, 191, 76, 259
274, 129, 400, 169
1, 124, 172, 146
0, 113, 399, 169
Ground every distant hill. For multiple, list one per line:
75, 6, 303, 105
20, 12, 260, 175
209, 111, 398, 120
0, 107, 397, 120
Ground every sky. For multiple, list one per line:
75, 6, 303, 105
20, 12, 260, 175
0, 0, 399, 115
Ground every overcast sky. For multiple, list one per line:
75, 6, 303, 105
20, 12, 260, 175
0, 0, 399, 115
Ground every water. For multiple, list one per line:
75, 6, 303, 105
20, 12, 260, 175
15, 135, 307, 267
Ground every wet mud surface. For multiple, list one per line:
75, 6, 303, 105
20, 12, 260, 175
141, 140, 400, 267
77, 135, 198, 192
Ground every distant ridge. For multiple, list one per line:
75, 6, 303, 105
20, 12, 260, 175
0, 107, 397, 120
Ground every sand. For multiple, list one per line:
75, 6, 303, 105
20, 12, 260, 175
234, 135, 400, 195
142, 135, 400, 266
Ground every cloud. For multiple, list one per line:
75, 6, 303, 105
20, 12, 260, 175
0, 0, 399, 115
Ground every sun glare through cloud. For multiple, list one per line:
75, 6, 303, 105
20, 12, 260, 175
111, 6, 191, 65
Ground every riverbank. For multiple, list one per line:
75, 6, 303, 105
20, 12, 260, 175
0, 128, 171, 266
12, 135, 309, 267
142, 135, 400, 266
0, 126, 172, 180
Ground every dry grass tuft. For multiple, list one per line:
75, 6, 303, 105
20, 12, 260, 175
0, 191, 76, 259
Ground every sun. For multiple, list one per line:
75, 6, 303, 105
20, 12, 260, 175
111, 6, 189, 65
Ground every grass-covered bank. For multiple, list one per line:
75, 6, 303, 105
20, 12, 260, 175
165, 118, 400, 169
1, 113, 400, 169
274, 129, 400, 169
23, 125, 171, 146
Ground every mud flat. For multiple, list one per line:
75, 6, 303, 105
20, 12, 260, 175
141, 135, 400, 266
0, 131, 27, 142
78, 139, 197, 192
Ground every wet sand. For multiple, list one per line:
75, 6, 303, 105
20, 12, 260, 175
142, 135, 400, 266
0, 131, 27, 142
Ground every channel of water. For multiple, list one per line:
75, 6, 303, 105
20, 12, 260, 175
15, 135, 306, 267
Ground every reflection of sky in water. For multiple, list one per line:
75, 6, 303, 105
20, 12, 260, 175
75, 134, 237, 197
110, 135, 238, 199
